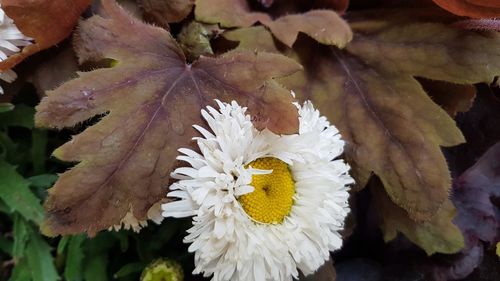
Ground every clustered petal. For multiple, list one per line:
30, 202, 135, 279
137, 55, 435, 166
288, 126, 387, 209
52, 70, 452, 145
0, 6, 32, 94
162, 99, 353, 281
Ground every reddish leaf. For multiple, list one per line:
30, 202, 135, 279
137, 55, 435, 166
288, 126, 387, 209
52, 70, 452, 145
139, 0, 194, 26
29, 45, 79, 98
0, 0, 91, 71
35, 0, 301, 236
223, 26, 280, 53
195, 0, 352, 47
195, 0, 271, 27
432, 0, 500, 18
264, 10, 352, 48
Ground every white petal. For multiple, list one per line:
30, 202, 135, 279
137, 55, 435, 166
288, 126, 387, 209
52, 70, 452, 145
164, 99, 353, 281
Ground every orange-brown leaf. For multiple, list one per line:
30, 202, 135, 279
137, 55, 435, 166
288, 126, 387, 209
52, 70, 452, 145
195, 0, 271, 27
0, 0, 91, 70
195, 0, 352, 48
139, 0, 194, 25
35, 0, 301, 236
264, 10, 352, 48
224, 26, 280, 53
432, 0, 500, 18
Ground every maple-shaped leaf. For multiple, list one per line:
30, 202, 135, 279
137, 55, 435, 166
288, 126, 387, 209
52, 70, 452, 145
372, 179, 464, 255
0, 0, 91, 71
294, 23, 500, 221
195, 0, 352, 48
223, 17, 500, 221
432, 0, 500, 18
35, 0, 301, 236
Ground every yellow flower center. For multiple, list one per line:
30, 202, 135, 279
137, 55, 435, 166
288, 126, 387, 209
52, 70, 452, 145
238, 157, 295, 224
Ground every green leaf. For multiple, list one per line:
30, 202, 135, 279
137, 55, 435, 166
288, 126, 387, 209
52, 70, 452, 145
83, 233, 115, 281
8, 258, 31, 281
64, 235, 86, 281
83, 254, 108, 281
0, 104, 35, 129
0, 198, 11, 213
0, 234, 13, 255
25, 227, 60, 281
0, 131, 17, 160
12, 214, 29, 260
31, 129, 48, 174
0, 160, 44, 224
0, 103, 14, 113
111, 231, 129, 252
114, 262, 147, 278
57, 236, 70, 255
28, 174, 58, 190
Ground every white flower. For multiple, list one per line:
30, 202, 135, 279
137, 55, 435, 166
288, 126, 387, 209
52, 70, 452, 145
0, 6, 32, 94
162, 99, 353, 281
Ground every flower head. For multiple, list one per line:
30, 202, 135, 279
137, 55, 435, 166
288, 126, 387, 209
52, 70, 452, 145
141, 259, 183, 281
0, 6, 32, 94
162, 99, 353, 281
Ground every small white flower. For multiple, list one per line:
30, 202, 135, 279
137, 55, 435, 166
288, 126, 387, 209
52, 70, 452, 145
0, 6, 32, 94
162, 99, 353, 281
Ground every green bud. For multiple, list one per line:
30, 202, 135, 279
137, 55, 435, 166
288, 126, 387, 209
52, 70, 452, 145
141, 259, 183, 281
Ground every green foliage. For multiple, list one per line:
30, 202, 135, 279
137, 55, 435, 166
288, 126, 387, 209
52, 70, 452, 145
0, 103, 191, 280
25, 224, 59, 281
0, 105, 57, 281
63, 235, 85, 281
0, 161, 44, 224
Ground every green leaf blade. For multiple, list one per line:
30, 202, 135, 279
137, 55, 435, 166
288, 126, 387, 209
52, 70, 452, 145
0, 160, 44, 224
